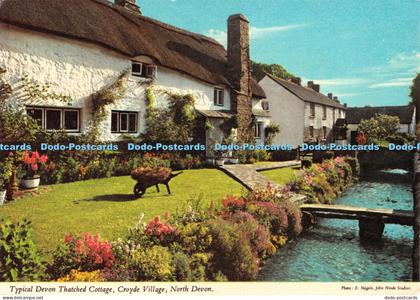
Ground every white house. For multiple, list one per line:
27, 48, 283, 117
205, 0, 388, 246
259, 74, 346, 147
0, 0, 266, 151
345, 105, 416, 144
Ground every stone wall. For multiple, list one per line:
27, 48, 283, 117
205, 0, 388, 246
358, 149, 414, 171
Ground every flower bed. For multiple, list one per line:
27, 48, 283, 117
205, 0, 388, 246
287, 156, 359, 204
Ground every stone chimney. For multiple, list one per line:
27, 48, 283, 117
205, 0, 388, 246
328, 93, 333, 99
307, 81, 314, 89
291, 77, 301, 86
333, 96, 340, 103
115, 0, 141, 15
227, 14, 252, 142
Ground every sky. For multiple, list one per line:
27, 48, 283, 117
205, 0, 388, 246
138, 0, 419, 107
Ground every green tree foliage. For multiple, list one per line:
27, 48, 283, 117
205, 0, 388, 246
357, 114, 401, 144
251, 60, 295, 82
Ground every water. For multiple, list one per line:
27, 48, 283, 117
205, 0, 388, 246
258, 170, 413, 281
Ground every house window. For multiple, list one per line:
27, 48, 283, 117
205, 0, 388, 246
214, 88, 224, 106
261, 101, 269, 111
309, 126, 314, 138
131, 61, 157, 78
26, 106, 80, 132
111, 111, 138, 133
323, 126, 327, 139
310, 103, 315, 117
322, 105, 327, 120
131, 62, 143, 76
255, 121, 264, 139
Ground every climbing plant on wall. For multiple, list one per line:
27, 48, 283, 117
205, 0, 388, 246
143, 86, 197, 144
87, 71, 128, 141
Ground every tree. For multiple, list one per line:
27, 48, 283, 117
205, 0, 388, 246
251, 61, 295, 82
357, 114, 400, 144
409, 73, 420, 122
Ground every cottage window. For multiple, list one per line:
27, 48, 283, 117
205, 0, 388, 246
255, 122, 264, 139
323, 126, 327, 139
214, 88, 224, 106
146, 65, 157, 78
310, 103, 315, 117
111, 111, 138, 133
309, 126, 314, 138
131, 61, 157, 78
131, 62, 143, 77
322, 105, 327, 120
261, 101, 269, 111
26, 107, 80, 132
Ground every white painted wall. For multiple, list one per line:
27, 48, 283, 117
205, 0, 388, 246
0, 23, 231, 141
258, 76, 305, 147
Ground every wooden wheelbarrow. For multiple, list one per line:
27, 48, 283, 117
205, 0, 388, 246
131, 167, 182, 197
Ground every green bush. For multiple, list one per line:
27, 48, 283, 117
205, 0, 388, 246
0, 219, 45, 281
206, 219, 258, 281
178, 222, 212, 254
172, 252, 192, 281
59, 157, 81, 183
129, 246, 174, 281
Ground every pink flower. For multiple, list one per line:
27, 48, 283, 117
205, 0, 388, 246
31, 164, 38, 171
32, 152, 40, 159
64, 233, 73, 243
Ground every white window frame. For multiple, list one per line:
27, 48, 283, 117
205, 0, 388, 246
45, 108, 63, 131
322, 105, 327, 120
27, 107, 80, 132
255, 121, 264, 139
146, 65, 157, 78
310, 103, 315, 117
261, 101, 269, 111
63, 109, 80, 132
131, 61, 143, 77
111, 111, 138, 133
214, 88, 224, 106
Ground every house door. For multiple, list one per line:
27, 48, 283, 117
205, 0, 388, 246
350, 131, 358, 144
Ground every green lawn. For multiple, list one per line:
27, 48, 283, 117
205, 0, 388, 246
260, 167, 299, 185
0, 169, 245, 255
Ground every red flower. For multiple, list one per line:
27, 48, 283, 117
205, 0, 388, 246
64, 233, 73, 243
32, 151, 40, 159
31, 164, 38, 171
39, 155, 48, 164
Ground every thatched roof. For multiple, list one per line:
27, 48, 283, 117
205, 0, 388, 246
264, 73, 346, 109
0, 0, 265, 98
346, 105, 415, 124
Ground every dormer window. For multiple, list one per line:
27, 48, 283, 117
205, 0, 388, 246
214, 88, 224, 106
131, 62, 143, 76
261, 101, 269, 111
131, 61, 157, 78
146, 65, 157, 78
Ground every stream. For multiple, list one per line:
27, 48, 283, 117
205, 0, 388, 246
258, 169, 413, 281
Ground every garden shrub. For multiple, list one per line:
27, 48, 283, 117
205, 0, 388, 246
57, 269, 105, 282
178, 222, 212, 254
0, 219, 45, 281
344, 156, 360, 178
48, 233, 114, 279
129, 246, 174, 281
206, 218, 258, 281
59, 157, 82, 183
172, 252, 192, 281
190, 252, 213, 281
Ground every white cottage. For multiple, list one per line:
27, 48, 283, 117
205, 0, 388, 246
259, 74, 346, 147
0, 0, 265, 149
345, 105, 416, 144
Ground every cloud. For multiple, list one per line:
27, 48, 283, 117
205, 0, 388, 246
311, 78, 369, 87
205, 24, 308, 46
367, 51, 420, 75
369, 77, 413, 88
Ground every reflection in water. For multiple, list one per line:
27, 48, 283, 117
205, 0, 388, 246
258, 170, 413, 282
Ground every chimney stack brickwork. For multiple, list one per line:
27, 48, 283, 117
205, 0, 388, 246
313, 84, 320, 93
227, 14, 253, 143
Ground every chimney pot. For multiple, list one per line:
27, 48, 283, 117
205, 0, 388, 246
328, 93, 333, 99
291, 77, 301, 86
115, 0, 141, 15
307, 81, 314, 88
313, 84, 320, 93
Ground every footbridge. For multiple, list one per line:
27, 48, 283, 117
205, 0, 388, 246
300, 203, 414, 241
